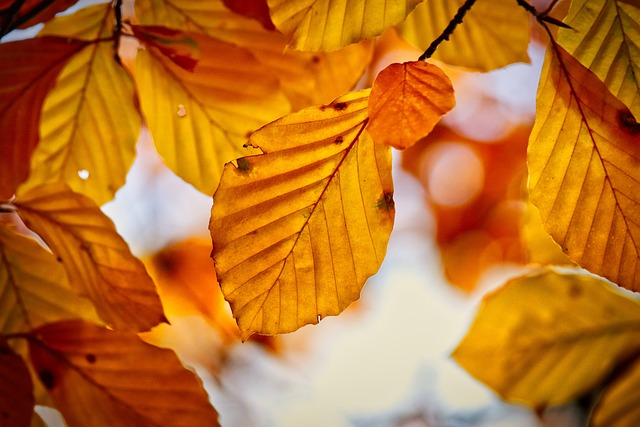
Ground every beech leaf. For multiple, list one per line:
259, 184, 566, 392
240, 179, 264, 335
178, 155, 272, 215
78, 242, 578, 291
453, 269, 640, 407
0, 337, 34, 427
591, 355, 640, 427
367, 61, 455, 149
528, 45, 640, 292
210, 90, 394, 339
0, 0, 79, 35
131, 25, 201, 72
28, 319, 219, 427
14, 184, 166, 332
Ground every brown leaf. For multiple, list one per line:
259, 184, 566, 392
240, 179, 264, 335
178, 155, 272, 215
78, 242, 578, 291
0, 337, 34, 427
222, 0, 275, 30
0, 0, 79, 35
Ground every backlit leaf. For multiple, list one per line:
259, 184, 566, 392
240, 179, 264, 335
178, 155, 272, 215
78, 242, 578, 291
0, 0, 79, 36
210, 90, 395, 339
453, 269, 640, 406
131, 25, 200, 72
19, 4, 141, 205
0, 37, 87, 199
0, 223, 99, 334
591, 355, 640, 427
267, 0, 423, 51
397, 0, 530, 71
14, 184, 166, 332
28, 319, 219, 427
368, 61, 455, 149
135, 0, 371, 110
135, 31, 290, 195
559, 0, 640, 117
528, 46, 640, 292
0, 337, 33, 427
222, 0, 275, 30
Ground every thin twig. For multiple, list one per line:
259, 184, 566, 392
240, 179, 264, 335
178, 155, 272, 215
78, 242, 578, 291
419, 0, 477, 61
515, 0, 572, 29
0, 0, 28, 38
113, 0, 123, 64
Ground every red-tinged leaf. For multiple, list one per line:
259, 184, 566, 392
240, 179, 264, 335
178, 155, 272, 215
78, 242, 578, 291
0, 36, 88, 199
132, 25, 200, 72
368, 61, 455, 149
0, 337, 34, 427
222, 0, 275, 30
14, 184, 166, 332
0, 0, 79, 36
28, 320, 219, 427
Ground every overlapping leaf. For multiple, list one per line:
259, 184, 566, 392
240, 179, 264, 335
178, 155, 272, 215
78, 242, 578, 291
14, 184, 166, 332
591, 355, 640, 427
0, 337, 33, 427
559, 0, 640, 117
28, 319, 219, 427
210, 90, 394, 339
0, 223, 99, 334
18, 4, 141, 205
453, 269, 640, 406
0, 36, 87, 200
0, 0, 79, 36
368, 61, 455, 149
397, 0, 530, 71
135, 0, 371, 110
528, 46, 640, 292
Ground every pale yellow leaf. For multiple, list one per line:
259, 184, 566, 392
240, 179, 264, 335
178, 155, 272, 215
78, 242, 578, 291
397, 0, 530, 71
0, 337, 34, 427
591, 355, 640, 427
267, 0, 423, 51
135, 31, 290, 195
453, 268, 640, 406
0, 223, 99, 334
28, 319, 219, 427
559, 0, 640, 117
529, 46, 640, 292
17, 4, 141, 205
210, 90, 395, 339
135, 0, 372, 110
14, 184, 166, 332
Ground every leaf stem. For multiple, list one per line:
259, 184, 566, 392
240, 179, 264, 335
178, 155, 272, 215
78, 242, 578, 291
112, 0, 123, 64
418, 0, 477, 61
515, 0, 572, 29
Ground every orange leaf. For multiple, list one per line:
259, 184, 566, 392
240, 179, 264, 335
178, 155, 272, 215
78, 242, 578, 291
367, 61, 455, 150
14, 184, 166, 332
0, 337, 33, 427
28, 320, 219, 427
222, 0, 275, 30
0, 37, 87, 199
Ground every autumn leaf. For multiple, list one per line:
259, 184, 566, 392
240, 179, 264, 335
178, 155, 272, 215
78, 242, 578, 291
28, 319, 219, 427
0, 223, 99, 334
397, 0, 530, 71
528, 45, 640, 292
453, 269, 640, 407
135, 0, 372, 110
0, 337, 33, 427
209, 90, 394, 339
367, 61, 455, 149
222, 0, 275, 30
17, 4, 141, 205
591, 355, 640, 427
131, 25, 201, 72
559, 0, 640, 118
0, 36, 88, 200
0, 0, 79, 36
14, 184, 166, 332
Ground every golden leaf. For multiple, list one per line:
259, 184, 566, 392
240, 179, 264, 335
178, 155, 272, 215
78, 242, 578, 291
209, 90, 394, 339
0, 337, 33, 427
453, 269, 640, 406
135, 31, 290, 195
367, 61, 455, 149
17, 4, 141, 205
0, 223, 99, 334
591, 355, 640, 427
0, 37, 87, 199
397, 0, 530, 71
14, 184, 166, 332
28, 319, 219, 427
267, 0, 423, 51
528, 45, 640, 292
559, 0, 640, 117
135, 0, 371, 110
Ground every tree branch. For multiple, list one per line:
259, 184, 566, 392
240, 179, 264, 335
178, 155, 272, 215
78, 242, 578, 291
418, 0, 477, 61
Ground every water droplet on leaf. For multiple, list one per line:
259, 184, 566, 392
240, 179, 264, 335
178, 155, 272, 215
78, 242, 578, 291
77, 169, 90, 180
177, 104, 187, 118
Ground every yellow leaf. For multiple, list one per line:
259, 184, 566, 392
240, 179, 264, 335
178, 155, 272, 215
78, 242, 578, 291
522, 201, 574, 266
267, 0, 423, 51
135, 0, 371, 110
0, 37, 87, 199
14, 184, 166, 332
591, 355, 640, 427
135, 31, 290, 195
367, 61, 455, 149
453, 269, 640, 407
18, 4, 141, 205
28, 319, 219, 427
559, 0, 640, 118
397, 0, 530, 71
210, 90, 395, 339
528, 45, 640, 292
0, 337, 34, 427
0, 223, 99, 334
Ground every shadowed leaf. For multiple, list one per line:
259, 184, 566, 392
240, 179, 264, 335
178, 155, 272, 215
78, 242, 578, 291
0, 0, 79, 36
0, 337, 33, 427
131, 25, 201, 72
591, 354, 640, 427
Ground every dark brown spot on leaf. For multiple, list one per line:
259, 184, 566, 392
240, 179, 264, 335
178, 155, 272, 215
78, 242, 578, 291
38, 369, 55, 390
56, 256, 63, 262
237, 157, 253, 174
334, 136, 344, 144
311, 55, 320, 64
376, 192, 395, 211
85, 353, 96, 363
618, 109, 640, 135
568, 285, 581, 298
333, 102, 348, 111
